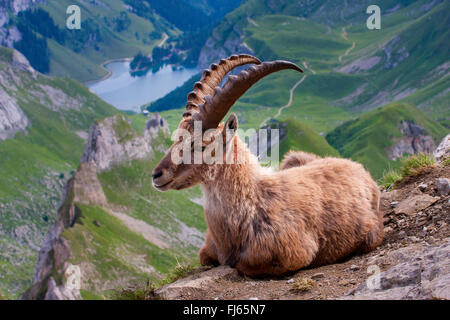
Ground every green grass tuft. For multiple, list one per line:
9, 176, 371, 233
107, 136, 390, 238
380, 153, 436, 189
109, 261, 203, 300
380, 169, 403, 190
401, 153, 435, 177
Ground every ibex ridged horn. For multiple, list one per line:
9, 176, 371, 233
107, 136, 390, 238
193, 59, 303, 130
183, 54, 261, 118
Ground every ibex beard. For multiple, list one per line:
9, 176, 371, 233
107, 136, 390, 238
152, 54, 384, 277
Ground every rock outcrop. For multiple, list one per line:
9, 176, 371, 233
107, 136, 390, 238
22, 162, 106, 300
81, 113, 168, 172
0, 85, 29, 140
0, 0, 44, 47
0, 0, 43, 15
143, 112, 169, 145
197, 20, 253, 70
344, 240, 450, 300
434, 134, 450, 163
387, 121, 436, 160
0, 48, 35, 140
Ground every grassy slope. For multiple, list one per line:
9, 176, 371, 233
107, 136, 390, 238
279, 119, 340, 159
62, 204, 177, 299
326, 102, 448, 179
38, 0, 178, 82
60, 120, 205, 298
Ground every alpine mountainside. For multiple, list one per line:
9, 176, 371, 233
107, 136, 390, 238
0, 45, 118, 298
149, 0, 448, 177
0, 0, 243, 82
22, 114, 206, 300
0, 0, 177, 81
326, 102, 448, 178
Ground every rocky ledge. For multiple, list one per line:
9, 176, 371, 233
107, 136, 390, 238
81, 113, 168, 172
156, 163, 449, 300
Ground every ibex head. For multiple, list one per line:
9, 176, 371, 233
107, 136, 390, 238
152, 54, 303, 191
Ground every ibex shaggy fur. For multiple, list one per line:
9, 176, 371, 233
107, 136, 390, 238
152, 54, 384, 277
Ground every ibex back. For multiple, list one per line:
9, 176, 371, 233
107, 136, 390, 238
152, 55, 383, 277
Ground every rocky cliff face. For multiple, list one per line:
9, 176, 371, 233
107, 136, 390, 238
387, 121, 436, 160
197, 19, 253, 70
0, 0, 44, 47
0, 48, 36, 140
0, 86, 29, 140
434, 134, 450, 163
22, 162, 106, 300
0, 0, 43, 15
81, 113, 169, 172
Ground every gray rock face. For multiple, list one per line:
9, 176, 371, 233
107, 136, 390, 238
0, 0, 44, 14
387, 121, 436, 160
197, 21, 253, 70
143, 112, 169, 140
44, 275, 81, 300
0, 0, 44, 47
81, 113, 168, 172
11, 49, 35, 75
0, 7, 8, 27
436, 178, 450, 196
344, 239, 450, 300
394, 193, 439, 215
0, 85, 29, 140
0, 48, 37, 140
22, 162, 106, 300
434, 134, 450, 163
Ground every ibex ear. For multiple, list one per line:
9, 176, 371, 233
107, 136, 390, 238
225, 113, 238, 131
223, 113, 238, 143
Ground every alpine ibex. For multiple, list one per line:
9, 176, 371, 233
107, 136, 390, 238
152, 54, 383, 277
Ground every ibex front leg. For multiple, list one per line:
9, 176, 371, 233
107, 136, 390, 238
199, 230, 219, 266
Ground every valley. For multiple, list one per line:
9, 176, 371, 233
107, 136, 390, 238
0, 0, 448, 300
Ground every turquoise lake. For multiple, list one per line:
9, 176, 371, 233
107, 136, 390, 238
88, 61, 198, 112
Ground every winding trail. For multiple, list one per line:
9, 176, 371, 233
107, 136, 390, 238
247, 17, 259, 27
341, 27, 348, 41
157, 33, 169, 47
338, 27, 356, 63
259, 61, 314, 127
339, 41, 356, 63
